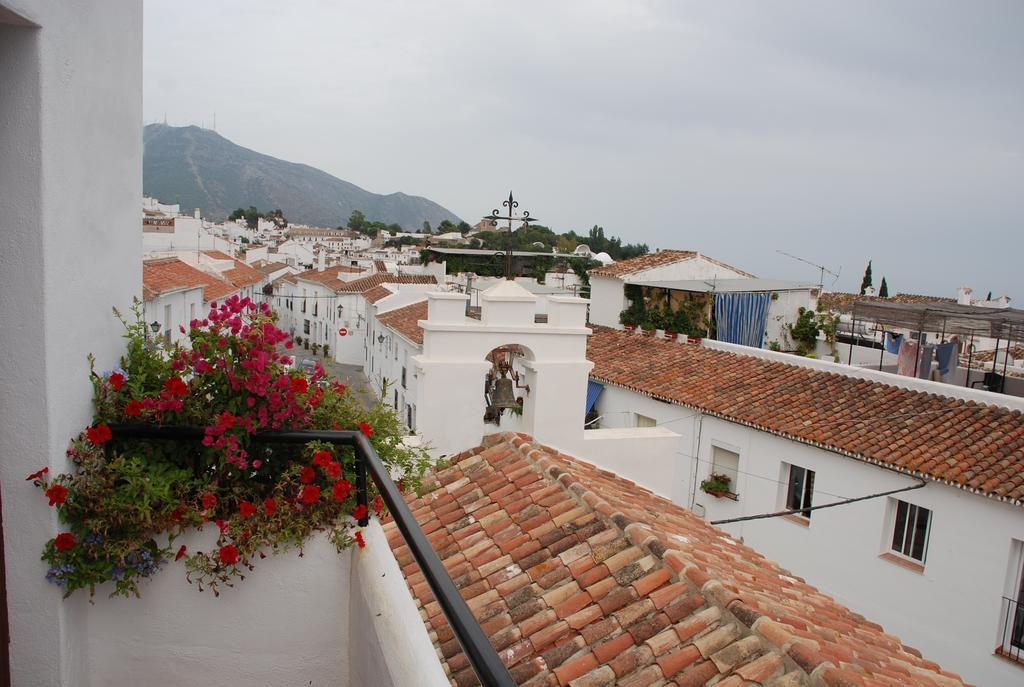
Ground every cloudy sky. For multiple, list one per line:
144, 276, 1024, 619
144, 0, 1023, 299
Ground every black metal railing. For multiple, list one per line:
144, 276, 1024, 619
107, 424, 515, 687
998, 596, 1024, 664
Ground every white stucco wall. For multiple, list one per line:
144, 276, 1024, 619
588, 275, 626, 328
144, 287, 204, 347
84, 531, 353, 687
593, 380, 1024, 685
0, 2, 142, 684
349, 520, 449, 687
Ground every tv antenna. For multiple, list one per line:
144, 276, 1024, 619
776, 250, 840, 291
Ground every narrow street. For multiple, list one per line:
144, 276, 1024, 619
285, 346, 379, 409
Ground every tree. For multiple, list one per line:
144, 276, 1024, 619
987, 291, 993, 301
457, 221, 472, 234
878, 277, 889, 298
422, 221, 432, 234
859, 260, 873, 295
347, 210, 366, 232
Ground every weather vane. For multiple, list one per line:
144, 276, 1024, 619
482, 191, 539, 280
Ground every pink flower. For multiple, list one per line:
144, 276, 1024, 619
358, 422, 373, 438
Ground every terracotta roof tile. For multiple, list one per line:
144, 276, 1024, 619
142, 258, 238, 304
293, 265, 368, 292
377, 300, 429, 344
819, 292, 957, 313
589, 251, 756, 279
385, 433, 969, 687
363, 285, 395, 304
335, 273, 437, 294
586, 326, 1024, 503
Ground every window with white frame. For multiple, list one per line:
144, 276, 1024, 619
785, 464, 815, 519
634, 413, 656, 428
890, 499, 931, 563
711, 446, 739, 492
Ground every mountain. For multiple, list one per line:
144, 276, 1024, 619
143, 124, 461, 229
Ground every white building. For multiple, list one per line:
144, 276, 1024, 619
585, 327, 1024, 685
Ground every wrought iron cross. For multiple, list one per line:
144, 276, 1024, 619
482, 191, 539, 280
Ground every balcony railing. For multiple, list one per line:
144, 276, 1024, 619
998, 596, 1024, 665
107, 424, 515, 687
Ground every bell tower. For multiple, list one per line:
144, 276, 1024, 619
412, 280, 592, 457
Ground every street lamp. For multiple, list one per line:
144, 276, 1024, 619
150, 321, 161, 335
482, 191, 539, 280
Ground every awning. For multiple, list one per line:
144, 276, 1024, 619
586, 381, 604, 414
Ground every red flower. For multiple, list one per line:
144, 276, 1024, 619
54, 533, 75, 551
219, 544, 239, 565
215, 518, 229, 534
352, 504, 368, 521
201, 492, 217, 510
238, 501, 257, 518
301, 485, 321, 505
45, 484, 68, 507
299, 466, 316, 484
25, 467, 49, 481
175, 545, 187, 561
312, 450, 332, 467
124, 400, 143, 417
263, 497, 276, 516
163, 376, 189, 396
332, 479, 353, 502
291, 377, 308, 394
218, 411, 236, 429
108, 372, 126, 391
373, 494, 384, 515
354, 531, 365, 549
358, 422, 374, 438
325, 461, 342, 479
170, 504, 186, 523
86, 423, 112, 444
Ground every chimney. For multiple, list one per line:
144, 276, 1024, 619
317, 249, 325, 272
957, 286, 972, 305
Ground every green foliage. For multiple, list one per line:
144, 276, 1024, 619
878, 277, 889, 298
788, 307, 820, 356
229, 206, 285, 230
618, 287, 707, 337
33, 300, 429, 598
422, 221, 432, 234
347, 210, 366, 232
859, 260, 873, 295
700, 473, 732, 495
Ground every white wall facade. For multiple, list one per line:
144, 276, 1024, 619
144, 287, 204, 347
0, 1, 142, 683
588, 275, 627, 328
592, 380, 1024, 685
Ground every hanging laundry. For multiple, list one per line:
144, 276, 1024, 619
935, 338, 959, 383
884, 332, 903, 355
917, 343, 935, 379
896, 340, 919, 377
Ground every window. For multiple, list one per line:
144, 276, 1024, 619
189, 302, 196, 322
711, 446, 739, 489
313, 302, 318, 317
634, 413, 656, 428
890, 500, 931, 563
303, 319, 310, 335
401, 366, 407, 389
786, 465, 815, 519
163, 304, 172, 343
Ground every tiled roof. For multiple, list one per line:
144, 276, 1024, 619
222, 260, 264, 289
363, 285, 395, 304
377, 300, 428, 345
386, 433, 969, 687
143, 258, 239, 303
202, 250, 234, 261
374, 259, 389, 273
972, 344, 1024, 363
142, 258, 210, 300
293, 265, 369, 292
587, 327, 1024, 504
589, 251, 756, 279
334, 273, 437, 294
818, 292, 956, 313
255, 261, 289, 275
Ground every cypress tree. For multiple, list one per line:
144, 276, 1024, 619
859, 261, 873, 295
879, 277, 889, 297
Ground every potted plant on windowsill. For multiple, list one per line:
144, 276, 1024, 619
700, 473, 732, 498
618, 310, 639, 333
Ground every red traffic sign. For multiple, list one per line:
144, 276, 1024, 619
338, 327, 348, 337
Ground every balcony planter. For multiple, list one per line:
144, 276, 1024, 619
689, 336, 703, 345
700, 474, 733, 499
624, 324, 637, 333
665, 330, 679, 341
27, 298, 429, 599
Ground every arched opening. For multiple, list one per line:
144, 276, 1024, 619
482, 344, 534, 426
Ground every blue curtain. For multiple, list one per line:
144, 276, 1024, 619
714, 292, 771, 348
585, 381, 604, 414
